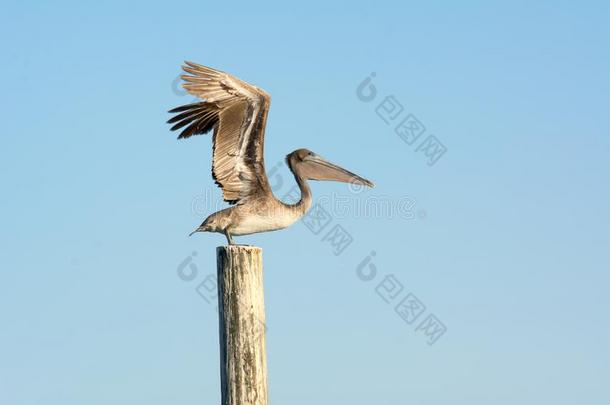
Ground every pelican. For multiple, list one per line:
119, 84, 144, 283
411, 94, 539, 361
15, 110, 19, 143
167, 62, 373, 245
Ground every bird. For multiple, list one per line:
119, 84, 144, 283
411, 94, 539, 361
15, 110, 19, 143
167, 62, 373, 245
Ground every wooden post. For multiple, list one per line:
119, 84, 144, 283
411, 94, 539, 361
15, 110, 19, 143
216, 246, 268, 405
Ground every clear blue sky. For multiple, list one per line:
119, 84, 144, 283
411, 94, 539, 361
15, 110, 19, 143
1, 1, 609, 404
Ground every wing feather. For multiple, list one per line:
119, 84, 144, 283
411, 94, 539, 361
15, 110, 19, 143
167, 62, 271, 204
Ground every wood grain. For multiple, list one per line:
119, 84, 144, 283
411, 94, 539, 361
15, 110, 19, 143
217, 246, 267, 405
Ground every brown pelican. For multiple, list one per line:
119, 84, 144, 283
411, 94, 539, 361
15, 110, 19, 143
168, 62, 373, 245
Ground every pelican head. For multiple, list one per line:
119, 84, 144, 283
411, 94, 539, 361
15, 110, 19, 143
286, 148, 374, 188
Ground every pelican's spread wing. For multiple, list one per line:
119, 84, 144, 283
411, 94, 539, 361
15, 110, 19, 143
167, 62, 271, 204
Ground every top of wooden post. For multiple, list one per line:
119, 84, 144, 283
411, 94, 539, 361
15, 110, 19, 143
217, 245, 262, 253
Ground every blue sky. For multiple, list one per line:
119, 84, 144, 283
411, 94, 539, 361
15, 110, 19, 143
1, 1, 609, 404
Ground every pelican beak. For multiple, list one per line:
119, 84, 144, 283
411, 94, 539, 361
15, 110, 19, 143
302, 154, 374, 187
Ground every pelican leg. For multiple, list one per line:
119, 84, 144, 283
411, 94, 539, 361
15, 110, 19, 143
225, 231, 235, 245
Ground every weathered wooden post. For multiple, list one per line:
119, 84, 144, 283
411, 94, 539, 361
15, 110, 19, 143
216, 246, 268, 405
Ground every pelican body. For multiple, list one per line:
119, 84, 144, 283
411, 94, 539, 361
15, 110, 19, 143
168, 62, 373, 245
